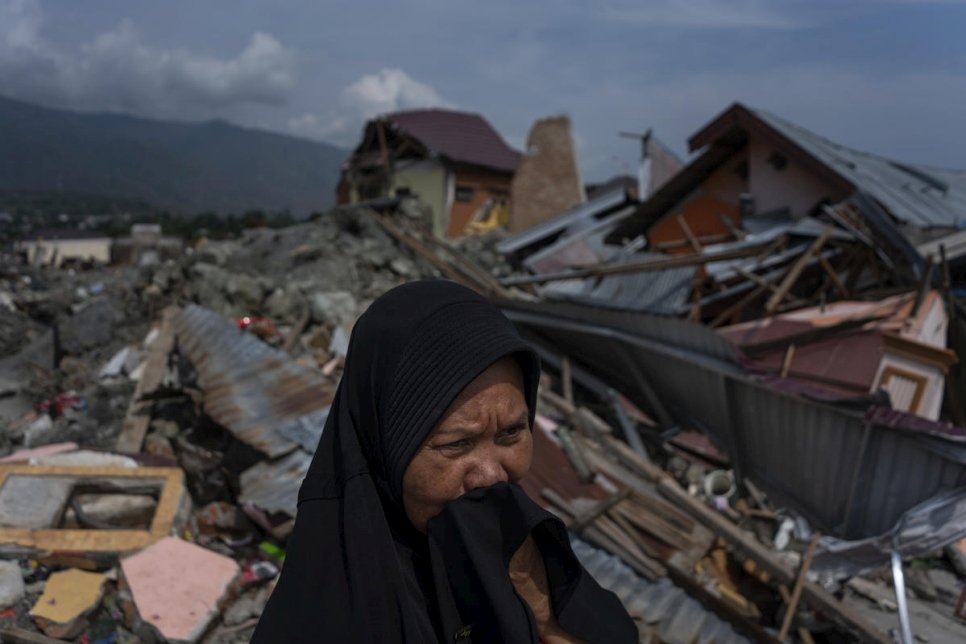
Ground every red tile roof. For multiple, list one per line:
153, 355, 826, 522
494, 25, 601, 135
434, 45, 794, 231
386, 109, 521, 173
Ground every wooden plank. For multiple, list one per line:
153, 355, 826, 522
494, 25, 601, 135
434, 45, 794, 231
779, 533, 821, 641
676, 214, 703, 253
560, 356, 574, 406
541, 488, 665, 580
709, 281, 772, 328
115, 306, 179, 453
569, 488, 630, 532
818, 255, 849, 297
138, 306, 179, 397
0, 465, 185, 556
765, 226, 833, 314
501, 241, 775, 287
582, 435, 891, 644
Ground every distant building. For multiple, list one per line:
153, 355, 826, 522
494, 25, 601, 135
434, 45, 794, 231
339, 109, 521, 238
16, 229, 112, 267
112, 223, 183, 266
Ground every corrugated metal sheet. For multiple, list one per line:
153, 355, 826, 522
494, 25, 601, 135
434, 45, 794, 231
239, 450, 313, 517
502, 299, 966, 541
496, 188, 630, 255
523, 206, 635, 274
173, 305, 333, 458
571, 539, 750, 644
543, 260, 695, 316
502, 298, 740, 365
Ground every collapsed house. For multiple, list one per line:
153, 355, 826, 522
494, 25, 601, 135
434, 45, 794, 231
338, 108, 521, 238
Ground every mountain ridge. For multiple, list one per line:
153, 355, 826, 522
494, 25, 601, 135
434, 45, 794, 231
0, 95, 346, 215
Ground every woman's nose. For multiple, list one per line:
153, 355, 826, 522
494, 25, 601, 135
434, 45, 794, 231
464, 456, 509, 491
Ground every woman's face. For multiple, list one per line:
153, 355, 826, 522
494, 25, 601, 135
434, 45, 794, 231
402, 356, 533, 532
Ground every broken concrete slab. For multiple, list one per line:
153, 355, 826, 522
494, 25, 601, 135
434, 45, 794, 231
0, 560, 24, 609
121, 536, 239, 643
29, 568, 105, 639
308, 290, 357, 326
0, 474, 75, 529
22, 414, 55, 448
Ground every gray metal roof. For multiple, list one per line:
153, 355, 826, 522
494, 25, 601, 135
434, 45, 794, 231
755, 109, 966, 229
571, 538, 750, 644
502, 299, 966, 541
542, 257, 695, 316
496, 188, 631, 255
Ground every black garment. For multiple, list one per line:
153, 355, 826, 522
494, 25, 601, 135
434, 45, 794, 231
427, 483, 638, 644
251, 280, 635, 643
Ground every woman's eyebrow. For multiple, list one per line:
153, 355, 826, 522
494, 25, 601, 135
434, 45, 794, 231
500, 413, 529, 429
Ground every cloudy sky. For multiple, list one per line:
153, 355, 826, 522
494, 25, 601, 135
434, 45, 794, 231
2, 0, 965, 181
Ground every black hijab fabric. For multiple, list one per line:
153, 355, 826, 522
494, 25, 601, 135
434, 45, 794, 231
251, 280, 635, 643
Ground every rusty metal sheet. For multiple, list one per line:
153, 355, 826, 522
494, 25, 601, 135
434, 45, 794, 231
173, 305, 333, 458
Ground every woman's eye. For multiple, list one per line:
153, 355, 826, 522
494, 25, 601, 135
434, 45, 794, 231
499, 425, 526, 440
439, 439, 470, 452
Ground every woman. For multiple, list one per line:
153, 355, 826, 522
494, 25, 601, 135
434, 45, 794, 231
252, 280, 636, 643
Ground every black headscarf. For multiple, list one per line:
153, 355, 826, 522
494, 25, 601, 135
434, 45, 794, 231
252, 280, 636, 643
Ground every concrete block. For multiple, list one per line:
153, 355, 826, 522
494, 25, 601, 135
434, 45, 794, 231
0, 474, 74, 529
121, 536, 239, 643
29, 568, 105, 639
0, 560, 24, 609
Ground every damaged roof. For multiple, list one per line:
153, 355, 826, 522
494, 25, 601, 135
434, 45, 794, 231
385, 109, 521, 174
609, 102, 966, 241
747, 107, 966, 229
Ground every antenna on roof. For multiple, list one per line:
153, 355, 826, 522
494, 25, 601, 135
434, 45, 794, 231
620, 129, 653, 200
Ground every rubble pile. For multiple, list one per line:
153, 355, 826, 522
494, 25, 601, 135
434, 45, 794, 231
0, 205, 443, 643
4, 121, 966, 642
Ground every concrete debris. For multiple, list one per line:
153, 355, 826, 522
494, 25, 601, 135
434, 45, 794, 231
3, 153, 965, 644
0, 560, 24, 609
120, 537, 239, 643
29, 568, 105, 639
0, 441, 77, 464
34, 449, 139, 468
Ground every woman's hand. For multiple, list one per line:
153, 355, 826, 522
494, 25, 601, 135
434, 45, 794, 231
508, 535, 584, 644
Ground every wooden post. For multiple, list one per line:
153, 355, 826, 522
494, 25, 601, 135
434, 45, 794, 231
560, 356, 574, 406
779, 533, 821, 641
765, 226, 833, 314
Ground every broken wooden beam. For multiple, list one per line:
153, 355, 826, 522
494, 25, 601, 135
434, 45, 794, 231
765, 226, 833, 314
778, 532, 821, 641
501, 241, 775, 287
583, 435, 891, 644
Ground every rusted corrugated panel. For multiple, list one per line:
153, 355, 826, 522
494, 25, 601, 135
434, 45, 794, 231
174, 305, 333, 458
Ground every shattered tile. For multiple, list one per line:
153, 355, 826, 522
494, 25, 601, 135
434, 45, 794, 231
29, 568, 105, 639
121, 536, 239, 643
